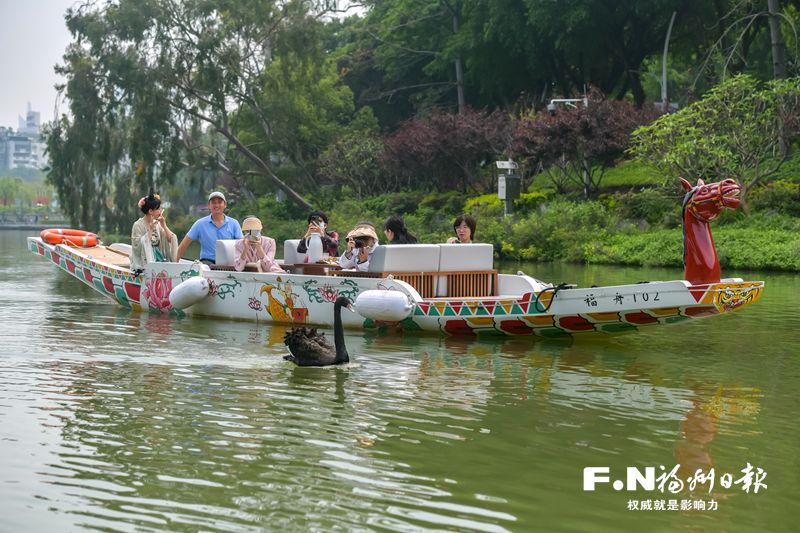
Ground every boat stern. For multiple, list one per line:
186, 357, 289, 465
27, 236, 47, 257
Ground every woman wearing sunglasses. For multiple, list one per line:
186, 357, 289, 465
234, 216, 284, 273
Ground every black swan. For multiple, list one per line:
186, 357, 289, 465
283, 296, 354, 366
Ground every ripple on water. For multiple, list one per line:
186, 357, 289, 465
2, 237, 798, 532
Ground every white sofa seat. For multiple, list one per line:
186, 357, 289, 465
368, 244, 441, 273
215, 239, 239, 266
283, 239, 306, 265
436, 243, 495, 297
437, 243, 494, 271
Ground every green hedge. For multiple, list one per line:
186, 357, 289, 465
99, 183, 800, 271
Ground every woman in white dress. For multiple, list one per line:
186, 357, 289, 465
130, 191, 178, 274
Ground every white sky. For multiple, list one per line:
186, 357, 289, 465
0, 1, 365, 130
0, 0, 75, 129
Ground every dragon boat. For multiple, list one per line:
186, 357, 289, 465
28, 178, 763, 337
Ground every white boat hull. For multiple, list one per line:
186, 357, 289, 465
28, 237, 764, 337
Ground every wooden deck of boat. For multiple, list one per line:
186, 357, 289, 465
71, 245, 131, 268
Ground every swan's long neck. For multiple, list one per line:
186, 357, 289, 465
333, 301, 349, 364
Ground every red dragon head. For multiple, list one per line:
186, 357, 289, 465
681, 177, 741, 222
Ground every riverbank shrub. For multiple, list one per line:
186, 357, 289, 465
607, 187, 682, 227
97, 184, 800, 272
501, 201, 616, 261
747, 179, 800, 217
586, 226, 800, 271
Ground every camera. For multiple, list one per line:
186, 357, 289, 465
353, 237, 366, 248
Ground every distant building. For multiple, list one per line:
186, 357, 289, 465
0, 104, 46, 172
18, 103, 41, 136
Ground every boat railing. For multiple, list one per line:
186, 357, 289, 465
212, 240, 499, 298
329, 269, 498, 299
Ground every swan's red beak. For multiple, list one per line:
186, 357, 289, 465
346, 303, 355, 313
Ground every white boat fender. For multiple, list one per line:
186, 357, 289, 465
169, 276, 211, 310
355, 290, 415, 322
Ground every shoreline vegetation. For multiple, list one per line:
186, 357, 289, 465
19, 3, 800, 274
91, 159, 800, 273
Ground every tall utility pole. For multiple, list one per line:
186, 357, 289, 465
661, 12, 677, 106
443, 0, 465, 114
767, 0, 787, 79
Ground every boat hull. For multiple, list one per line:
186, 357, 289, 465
28, 237, 764, 337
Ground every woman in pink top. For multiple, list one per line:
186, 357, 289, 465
235, 216, 285, 273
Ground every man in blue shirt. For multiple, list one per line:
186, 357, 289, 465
177, 191, 243, 264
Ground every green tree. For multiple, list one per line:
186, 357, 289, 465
0, 176, 23, 206
343, 0, 729, 121
629, 74, 800, 204
234, 53, 359, 192
49, 0, 365, 221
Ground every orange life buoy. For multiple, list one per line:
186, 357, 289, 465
40, 228, 99, 247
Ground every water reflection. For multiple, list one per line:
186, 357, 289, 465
2, 314, 779, 532
2, 231, 795, 532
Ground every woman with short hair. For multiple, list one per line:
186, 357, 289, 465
447, 214, 476, 244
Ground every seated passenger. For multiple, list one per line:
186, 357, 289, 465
131, 191, 178, 274
235, 216, 285, 273
339, 222, 379, 272
446, 214, 477, 244
297, 210, 339, 257
177, 191, 243, 264
384, 215, 418, 244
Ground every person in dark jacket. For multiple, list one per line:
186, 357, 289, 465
297, 210, 339, 257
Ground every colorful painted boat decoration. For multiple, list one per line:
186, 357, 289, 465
27, 178, 763, 337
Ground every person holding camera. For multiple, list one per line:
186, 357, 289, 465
297, 210, 339, 257
339, 222, 380, 271
234, 216, 284, 273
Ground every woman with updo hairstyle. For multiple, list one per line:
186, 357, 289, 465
384, 215, 418, 244
130, 190, 179, 274
447, 214, 476, 244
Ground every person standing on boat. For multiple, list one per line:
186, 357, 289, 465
384, 215, 418, 244
235, 216, 285, 273
177, 191, 243, 264
339, 222, 380, 272
446, 214, 476, 244
297, 210, 339, 257
131, 191, 179, 273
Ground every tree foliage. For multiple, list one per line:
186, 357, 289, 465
629, 74, 800, 202
318, 132, 390, 198
48, 0, 370, 225
511, 89, 658, 196
0, 177, 23, 205
341, 0, 749, 127
382, 107, 512, 192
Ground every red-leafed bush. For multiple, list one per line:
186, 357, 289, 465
511, 88, 658, 196
383, 107, 512, 192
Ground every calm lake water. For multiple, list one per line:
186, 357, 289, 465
1, 229, 798, 532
